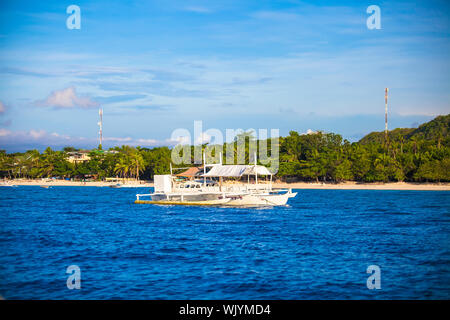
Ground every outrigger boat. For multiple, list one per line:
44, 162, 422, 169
135, 157, 297, 207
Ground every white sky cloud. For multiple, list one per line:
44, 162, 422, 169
0, 128, 11, 136
36, 87, 99, 109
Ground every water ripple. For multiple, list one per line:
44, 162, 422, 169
0, 187, 449, 299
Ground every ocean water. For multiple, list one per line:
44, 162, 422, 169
0, 186, 449, 300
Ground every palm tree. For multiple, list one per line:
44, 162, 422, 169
129, 150, 145, 180
398, 136, 405, 154
114, 156, 130, 179
39, 148, 57, 178
14, 154, 31, 178
410, 136, 419, 155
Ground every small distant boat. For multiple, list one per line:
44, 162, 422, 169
40, 185, 51, 189
110, 183, 142, 188
109, 183, 122, 188
0, 183, 18, 187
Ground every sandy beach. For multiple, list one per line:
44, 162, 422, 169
2, 179, 449, 190
1, 179, 153, 188
272, 181, 450, 191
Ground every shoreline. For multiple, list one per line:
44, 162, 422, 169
272, 181, 450, 191
2, 179, 449, 190
0, 179, 153, 188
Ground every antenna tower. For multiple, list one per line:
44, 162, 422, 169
385, 88, 388, 143
98, 107, 103, 148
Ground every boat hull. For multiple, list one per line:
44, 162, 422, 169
151, 193, 224, 202
135, 198, 231, 206
226, 192, 297, 206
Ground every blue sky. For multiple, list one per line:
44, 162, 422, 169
0, 0, 449, 152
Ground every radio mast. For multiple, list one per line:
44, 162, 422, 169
98, 107, 103, 149
384, 88, 388, 143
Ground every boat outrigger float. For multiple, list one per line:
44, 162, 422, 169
135, 156, 297, 207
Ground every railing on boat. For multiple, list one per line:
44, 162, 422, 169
172, 184, 273, 193
136, 193, 152, 201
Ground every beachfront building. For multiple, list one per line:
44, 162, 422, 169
66, 149, 120, 164
66, 150, 91, 164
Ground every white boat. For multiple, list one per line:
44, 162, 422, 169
110, 183, 143, 188
136, 162, 297, 207
109, 183, 122, 188
109, 180, 146, 188
0, 182, 18, 187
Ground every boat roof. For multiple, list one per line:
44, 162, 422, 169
202, 165, 272, 177
175, 167, 202, 177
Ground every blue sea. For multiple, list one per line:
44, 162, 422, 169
0, 186, 449, 300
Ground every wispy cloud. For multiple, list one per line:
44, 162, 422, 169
124, 105, 172, 111
0, 129, 84, 151
0, 66, 52, 78
0, 119, 12, 127
0, 128, 178, 152
92, 79, 211, 98
35, 87, 99, 109
250, 11, 300, 21
94, 94, 148, 104
106, 104, 173, 115
103, 136, 159, 145
229, 76, 272, 86
0, 101, 5, 114
183, 6, 212, 14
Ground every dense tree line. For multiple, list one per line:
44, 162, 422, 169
277, 115, 449, 182
278, 130, 449, 182
0, 146, 171, 181
1, 115, 449, 183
